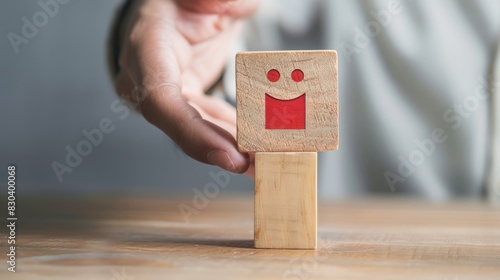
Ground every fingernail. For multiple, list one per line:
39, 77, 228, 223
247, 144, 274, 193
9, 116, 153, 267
207, 150, 236, 172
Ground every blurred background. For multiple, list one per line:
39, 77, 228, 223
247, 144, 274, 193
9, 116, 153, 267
1, 0, 499, 200
0, 0, 253, 196
0, 3, 498, 279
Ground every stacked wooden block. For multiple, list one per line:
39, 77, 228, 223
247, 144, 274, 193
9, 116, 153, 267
236, 51, 339, 249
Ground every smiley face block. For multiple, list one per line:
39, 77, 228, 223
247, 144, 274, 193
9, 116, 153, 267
236, 51, 338, 152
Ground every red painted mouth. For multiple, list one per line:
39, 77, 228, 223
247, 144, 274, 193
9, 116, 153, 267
265, 93, 306, 129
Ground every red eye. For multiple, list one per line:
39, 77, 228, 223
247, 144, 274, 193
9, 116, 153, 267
291, 69, 304, 82
267, 69, 280, 82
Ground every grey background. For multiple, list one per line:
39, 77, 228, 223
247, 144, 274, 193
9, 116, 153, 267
0, 0, 253, 196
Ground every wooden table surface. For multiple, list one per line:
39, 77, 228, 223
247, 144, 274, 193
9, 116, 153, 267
1, 195, 499, 280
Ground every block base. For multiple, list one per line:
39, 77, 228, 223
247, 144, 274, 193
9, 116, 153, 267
254, 152, 317, 249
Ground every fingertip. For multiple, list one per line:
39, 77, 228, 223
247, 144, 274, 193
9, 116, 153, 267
207, 149, 249, 173
229, 150, 251, 174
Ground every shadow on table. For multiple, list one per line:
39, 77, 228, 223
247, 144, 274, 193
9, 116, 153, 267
165, 238, 255, 249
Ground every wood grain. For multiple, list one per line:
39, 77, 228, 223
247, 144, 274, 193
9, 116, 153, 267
236, 51, 339, 152
255, 152, 317, 249
1, 196, 499, 280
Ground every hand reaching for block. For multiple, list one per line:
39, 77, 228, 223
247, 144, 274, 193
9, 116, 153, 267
111, 0, 259, 174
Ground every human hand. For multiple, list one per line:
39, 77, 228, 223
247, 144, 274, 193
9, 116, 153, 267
112, 0, 258, 174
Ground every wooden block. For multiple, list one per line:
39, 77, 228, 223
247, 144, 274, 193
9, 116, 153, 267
254, 152, 317, 249
236, 51, 338, 152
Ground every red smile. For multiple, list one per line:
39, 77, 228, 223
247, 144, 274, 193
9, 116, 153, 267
265, 93, 306, 129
